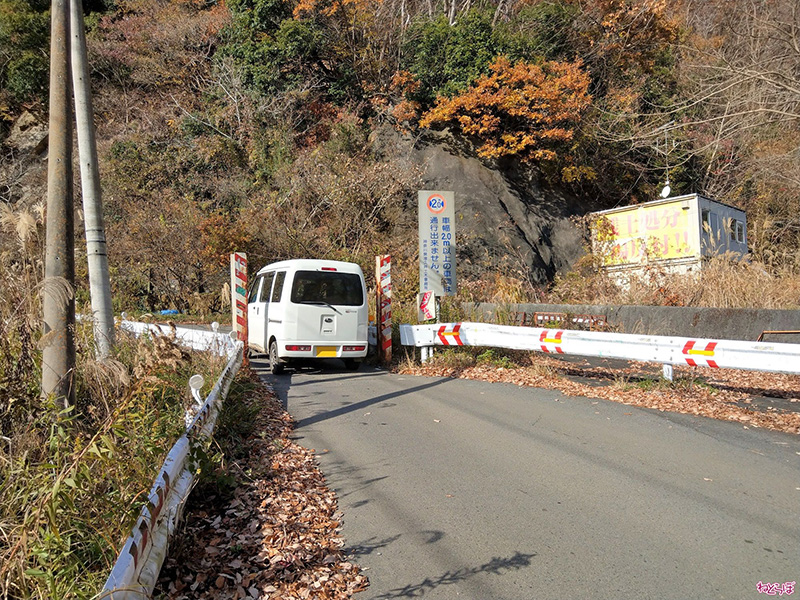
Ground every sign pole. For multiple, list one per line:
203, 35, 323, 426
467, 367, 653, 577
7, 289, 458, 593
418, 190, 455, 363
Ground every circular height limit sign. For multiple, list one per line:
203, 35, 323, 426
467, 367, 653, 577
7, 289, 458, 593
426, 193, 447, 214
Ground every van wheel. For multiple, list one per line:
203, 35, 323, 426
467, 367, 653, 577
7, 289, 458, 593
344, 358, 360, 371
269, 341, 285, 375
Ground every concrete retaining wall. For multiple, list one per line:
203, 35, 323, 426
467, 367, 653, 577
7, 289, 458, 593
464, 303, 800, 344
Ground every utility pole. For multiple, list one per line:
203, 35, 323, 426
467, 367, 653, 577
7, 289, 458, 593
70, 0, 114, 358
42, 0, 76, 407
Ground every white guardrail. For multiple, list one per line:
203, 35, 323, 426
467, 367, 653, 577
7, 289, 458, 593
400, 322, 800, 379
100, 323, 245, 599
119, 320, 238, 356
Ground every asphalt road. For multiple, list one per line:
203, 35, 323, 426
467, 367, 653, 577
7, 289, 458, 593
255, 359, 799, 600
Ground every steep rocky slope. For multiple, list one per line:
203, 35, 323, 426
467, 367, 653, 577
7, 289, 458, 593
372, 125, 589, 284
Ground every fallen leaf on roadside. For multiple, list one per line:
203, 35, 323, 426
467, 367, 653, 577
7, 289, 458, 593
154, 368, 369, 599
399, 359, 800, 435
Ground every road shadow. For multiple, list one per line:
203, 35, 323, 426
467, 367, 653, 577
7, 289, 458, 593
294, 377, 451, 427
252, 357, 385, 408
253, 357, 452, 426
349, 534, 403, 558
370, 551, 537, 599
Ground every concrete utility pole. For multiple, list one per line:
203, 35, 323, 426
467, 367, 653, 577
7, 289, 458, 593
70, 0, 114, 358
42, 0, 76, 407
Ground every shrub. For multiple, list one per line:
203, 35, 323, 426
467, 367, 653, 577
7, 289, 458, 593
5, 52, 48, 103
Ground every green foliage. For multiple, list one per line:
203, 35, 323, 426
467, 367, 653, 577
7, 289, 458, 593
190, 374, 262, 500
403, 3, 582, 106
0, 0, 49, 105
403, 9, 498, 105
427, 347, 477, 370
424, 346, 522, 371
495, 1, 580, 63
221, 0, 326, 95
228, 0, 292, 32
476, 348, 518, 369
273, 17, 322, 60
0, 310, 231, 598
0, 0, 49, 54
613, 372, 713, 393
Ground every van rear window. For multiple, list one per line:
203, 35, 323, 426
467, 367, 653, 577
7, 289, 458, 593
291, 271, 364, 306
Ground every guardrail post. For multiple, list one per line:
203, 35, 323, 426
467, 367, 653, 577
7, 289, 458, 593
421, 346, 433, 363
662, 364, 674, 382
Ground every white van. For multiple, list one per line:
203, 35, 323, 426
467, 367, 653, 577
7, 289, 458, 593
247, 259, 369, 374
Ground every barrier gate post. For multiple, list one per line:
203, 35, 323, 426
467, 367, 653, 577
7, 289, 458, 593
230, 252, 248, 363
376, 255, 392, 365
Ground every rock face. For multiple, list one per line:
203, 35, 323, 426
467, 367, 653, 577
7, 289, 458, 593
372, 125, 589, 284
5, 111, 49, 157
1, 111, 48, 206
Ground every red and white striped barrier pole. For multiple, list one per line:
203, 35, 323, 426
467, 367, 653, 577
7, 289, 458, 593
376, 255, 392, 365
230, 252, 248, 361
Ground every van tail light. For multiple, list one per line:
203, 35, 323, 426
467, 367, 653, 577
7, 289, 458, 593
286, 345, 311, 351
343, 345, 366, 352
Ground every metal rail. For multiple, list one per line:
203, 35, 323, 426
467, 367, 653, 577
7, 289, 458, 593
400, 322, 800, 380
101, 326, 244, 599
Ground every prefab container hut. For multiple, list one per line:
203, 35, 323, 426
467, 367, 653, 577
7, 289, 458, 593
589, 193, 747, 282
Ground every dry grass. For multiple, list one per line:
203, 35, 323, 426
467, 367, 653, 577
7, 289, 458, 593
549, 252, 800, 309
0, 324, 224, 599
402, 246, 800, 312
0, 203, 232, 599
459, 273, 544, 305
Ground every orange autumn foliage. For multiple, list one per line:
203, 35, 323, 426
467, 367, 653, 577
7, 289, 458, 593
293, 0, 380, 19
198, 214, 251, 267
388, 70, 422, 130
419, 56, 591, 162
586, 0, 680, 75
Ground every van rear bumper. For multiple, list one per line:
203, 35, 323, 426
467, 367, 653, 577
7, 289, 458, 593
279, 342, 369, 360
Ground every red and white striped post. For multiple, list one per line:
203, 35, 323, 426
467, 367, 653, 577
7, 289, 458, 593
230, 252, 248, 360
376, 255, 392, 365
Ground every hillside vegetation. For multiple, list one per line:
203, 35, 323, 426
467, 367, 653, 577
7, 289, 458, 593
0, 2, 799, 597
1, 0, 799, 308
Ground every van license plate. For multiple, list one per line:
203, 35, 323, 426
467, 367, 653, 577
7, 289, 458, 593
316, 346, 337, 357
